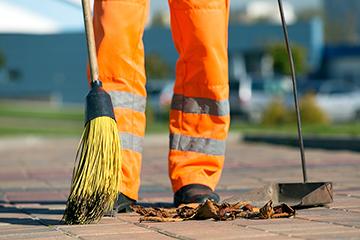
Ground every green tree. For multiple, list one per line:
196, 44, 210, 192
145, 53, 173, 79
267, 43, 307, 76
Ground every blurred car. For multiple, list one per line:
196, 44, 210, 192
159, 81, 174, 109
238, 77, 292, 122
314, 81, 360, 122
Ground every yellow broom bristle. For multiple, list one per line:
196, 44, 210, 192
63, 116, 122, 224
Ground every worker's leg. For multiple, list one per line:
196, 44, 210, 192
93, 0, 149, 200
168, 0, 230, 193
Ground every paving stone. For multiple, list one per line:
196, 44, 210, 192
4, 191, 66, 203
0, 136, 359, 240
279, 225, 357, 236
81, 231, 175, 240
248, 222, 332, 232
142, 221, 280, 240
59, 222, 151, 237
305, 233, 360, 240
116, 214, 142, 224
232, 218, 309, 226
0, 231, 73, 240
292, 228, 360, 238
0, 226, 52, 236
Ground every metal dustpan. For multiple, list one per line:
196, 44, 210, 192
224, 182, 333, 208
226, 0, 334, 208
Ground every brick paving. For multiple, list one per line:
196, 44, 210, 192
0, 133, 359, 239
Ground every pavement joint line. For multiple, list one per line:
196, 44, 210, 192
287, 228, 360, 238
336, 193, 360, 199
3, 201, 80, 240
52, 227, 83, 240
133, 222, 194, 240
329, 208, 360, 214
117, 217, 193, 240
295, 216, 360, 230
231, 221, 306, 240
321, 204, 360, 215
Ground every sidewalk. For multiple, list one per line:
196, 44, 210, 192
0, 134, 359, 240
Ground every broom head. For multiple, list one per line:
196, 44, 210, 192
63, 81, 121, 224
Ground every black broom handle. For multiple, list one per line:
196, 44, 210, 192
277, 0, 308, 183
82, 0, 99, 83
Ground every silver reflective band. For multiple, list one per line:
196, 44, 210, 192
171, 94, 229, 116
109, 91, 146, 113
170, 133, 225, 156
119, 132, 144, 153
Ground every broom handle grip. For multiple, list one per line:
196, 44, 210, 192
278, 0, 307, 183
82, 0, 99, 83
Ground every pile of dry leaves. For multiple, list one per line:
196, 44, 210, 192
131, 200, 295, 222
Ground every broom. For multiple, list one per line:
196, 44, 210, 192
63, 0, 122, 224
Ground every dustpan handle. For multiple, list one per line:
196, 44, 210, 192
82, 0, 99, 83
277, 0, 307, 183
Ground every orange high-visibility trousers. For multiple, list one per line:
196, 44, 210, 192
93, 0, 230, 200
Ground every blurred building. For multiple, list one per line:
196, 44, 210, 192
315, 46, 360, 85
0, 18, 324, 104
324, 0, 360, 44
146, 18, 324, 80
0, 0, 86, 104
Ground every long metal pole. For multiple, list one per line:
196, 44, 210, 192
277, 0, 307, 182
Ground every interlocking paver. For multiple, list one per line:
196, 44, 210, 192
0, 134, 359, 239
80, 232, 176, 240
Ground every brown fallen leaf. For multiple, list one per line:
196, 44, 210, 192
132, 205, 176, 218
273, 203, 295, 218
241, 203, 255, 212
218, 202, 244, 221
259, 200, 274, 219
188, 200, 219, 220
177, 205, 197, 219
131, 199, 295, 222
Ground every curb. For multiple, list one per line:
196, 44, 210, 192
242, 134, 360, 152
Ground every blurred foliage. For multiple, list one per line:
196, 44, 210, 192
145, 101, 155, 126
267, 43, 307, 76
297, 93, 329, 125
151, 10, 170, 27
261, 93, 329, 126
261, 98, 291, 126
145, 53, 173, 79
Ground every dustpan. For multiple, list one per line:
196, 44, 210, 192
227, 0, 333, 208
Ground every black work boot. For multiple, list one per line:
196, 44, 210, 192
114, 193, 136, 213
104, 193, 136, 216
173, 184, 220, 207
